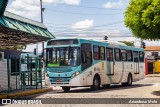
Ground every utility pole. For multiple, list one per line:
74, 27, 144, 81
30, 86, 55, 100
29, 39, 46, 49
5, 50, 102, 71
40, 0, 45, 57
40, 0, 44, 23
35, 0, 44, 57
39, 0, 45, 57
40, 0, 45, 81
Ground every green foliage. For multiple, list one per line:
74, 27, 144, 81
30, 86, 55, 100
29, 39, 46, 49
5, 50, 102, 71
0, 45, 26, 50
119, 41, 134, 46
124, 0, 160, 40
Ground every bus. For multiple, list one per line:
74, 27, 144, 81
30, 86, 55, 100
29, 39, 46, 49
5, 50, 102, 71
45, 38, 145, 92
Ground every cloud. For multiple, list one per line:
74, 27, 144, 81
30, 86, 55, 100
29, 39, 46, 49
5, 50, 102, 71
62, 0, 80, 5
103, 0, 122, 8
6, 0, 80, 18
6, 0, 40, 18
44, 0, 80, 5
71, 19, 94, 31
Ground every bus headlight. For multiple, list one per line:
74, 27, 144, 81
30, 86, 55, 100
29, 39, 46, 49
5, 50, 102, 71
72, 71, 80, 78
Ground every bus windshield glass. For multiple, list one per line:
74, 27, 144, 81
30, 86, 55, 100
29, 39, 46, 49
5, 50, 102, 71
46, 47, 80, 67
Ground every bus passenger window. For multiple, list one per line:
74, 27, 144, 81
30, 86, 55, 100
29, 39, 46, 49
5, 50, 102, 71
121, 50, 127, 61
106, 48, 113, 61
127, 50, 133, 61
93, 45, 100, 60
114, 48, 121, 61
139, 52, 144, 62
133, 51, 139, 62
100, 47, 105, 60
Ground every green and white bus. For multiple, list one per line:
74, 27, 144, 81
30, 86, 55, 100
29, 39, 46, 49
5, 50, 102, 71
45, 38, 145, 92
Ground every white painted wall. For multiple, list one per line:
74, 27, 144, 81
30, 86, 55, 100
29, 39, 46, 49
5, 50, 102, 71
0, 59, 20, 91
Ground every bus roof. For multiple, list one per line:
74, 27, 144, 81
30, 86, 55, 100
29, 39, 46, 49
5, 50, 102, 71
47, 38, 144, 51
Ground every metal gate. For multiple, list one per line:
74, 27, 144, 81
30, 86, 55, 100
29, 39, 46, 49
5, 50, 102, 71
0, 55, 43, 94
21, 55, 43, 91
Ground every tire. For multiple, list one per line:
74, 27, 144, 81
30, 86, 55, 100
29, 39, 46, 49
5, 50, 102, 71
127, 74, 132, 86
91, 76, 100, 91
102, 84, 110, 88
62, 87, 70, 92
122, 74, 132, 86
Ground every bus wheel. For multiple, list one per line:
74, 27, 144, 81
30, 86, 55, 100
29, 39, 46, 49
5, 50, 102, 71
62, 87, 70, 92
91, 76, 100, 91
127, 74, 132, 86
122, 74, 132, 86
102, 84, 110, 88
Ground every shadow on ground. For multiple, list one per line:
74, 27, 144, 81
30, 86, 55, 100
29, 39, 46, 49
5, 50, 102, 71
22, 83, 154, 99
152, 91, 160, 96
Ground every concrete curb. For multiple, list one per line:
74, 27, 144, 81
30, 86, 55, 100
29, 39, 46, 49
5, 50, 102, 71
0, 87, 52, 99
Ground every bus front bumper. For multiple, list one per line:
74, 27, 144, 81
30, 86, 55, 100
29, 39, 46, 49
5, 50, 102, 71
45, 75, 85, 87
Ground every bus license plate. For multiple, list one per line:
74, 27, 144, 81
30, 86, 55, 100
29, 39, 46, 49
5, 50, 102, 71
56, 78, 63, 82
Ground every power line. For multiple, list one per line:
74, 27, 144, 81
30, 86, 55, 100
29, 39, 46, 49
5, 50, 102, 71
45, 8, 123, 16
46, 21, 123, 33
14, 1, 123, 16
46, 21, 124, 33
42, 1, 125, 10
54, 34, 133, 37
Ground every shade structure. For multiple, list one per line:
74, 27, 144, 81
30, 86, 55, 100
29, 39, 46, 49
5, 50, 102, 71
0, 11, 55, 48
0, 0, 8, 16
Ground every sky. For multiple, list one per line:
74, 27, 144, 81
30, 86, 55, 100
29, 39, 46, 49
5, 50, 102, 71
6, 0, 160, 52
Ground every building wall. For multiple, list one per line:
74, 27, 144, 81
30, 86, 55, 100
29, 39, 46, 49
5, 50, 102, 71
0, 59, 20, 91
145, 50, 160, 74
145, 51, 160, 58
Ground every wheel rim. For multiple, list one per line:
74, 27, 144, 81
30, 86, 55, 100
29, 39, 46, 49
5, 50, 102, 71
94, 79, 99, 87
128, 76, 132, 85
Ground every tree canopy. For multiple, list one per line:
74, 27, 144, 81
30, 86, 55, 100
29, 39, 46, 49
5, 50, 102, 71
119, 41, 134, 46
124, 0, 160, 40
0, 45, 26, 51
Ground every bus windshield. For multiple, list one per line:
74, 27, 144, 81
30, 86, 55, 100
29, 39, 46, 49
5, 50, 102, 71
46, 47, 80, 67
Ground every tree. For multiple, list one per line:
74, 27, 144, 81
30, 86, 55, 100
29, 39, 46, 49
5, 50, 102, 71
124, 0, 160, 40
0, 45, 26, 51
119, 41, 134, 46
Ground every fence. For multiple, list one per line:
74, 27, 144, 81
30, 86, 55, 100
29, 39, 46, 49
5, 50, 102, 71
0, 55, 43, 94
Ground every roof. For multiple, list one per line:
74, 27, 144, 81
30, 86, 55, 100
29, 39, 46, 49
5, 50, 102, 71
0, 0, 8, 16
4, 11, 47, 29
144, 46, 160, 51
0, 11, 55, 47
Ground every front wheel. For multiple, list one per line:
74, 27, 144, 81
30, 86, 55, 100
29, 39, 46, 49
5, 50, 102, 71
127, 74, 132, 86
62, 87, 70, 92
91, 76, 100, 91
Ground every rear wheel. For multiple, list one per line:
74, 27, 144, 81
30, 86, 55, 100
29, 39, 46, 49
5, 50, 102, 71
122, 74, 132, 86
62, 87, 70, 92
91, 76, 100, 91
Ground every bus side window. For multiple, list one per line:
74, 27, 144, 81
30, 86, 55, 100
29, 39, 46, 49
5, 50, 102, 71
127, 50, 133, 62
100, 47, 105, 60
93, 45, 100, 60
106, 48, 113, 61
121, 50, 127, 61
139, 51, 144, 62
133, 51, 139, 62
114, 48, 121, 61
